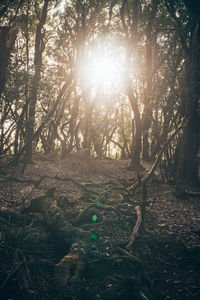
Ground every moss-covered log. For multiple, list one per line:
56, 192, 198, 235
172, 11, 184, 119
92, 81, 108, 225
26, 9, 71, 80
22, 182, 141, 290
22, 188, 72, 246
55, 241, 86, 286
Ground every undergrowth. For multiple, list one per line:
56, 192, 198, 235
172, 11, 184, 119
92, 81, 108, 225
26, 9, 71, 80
0, 180, 200, 300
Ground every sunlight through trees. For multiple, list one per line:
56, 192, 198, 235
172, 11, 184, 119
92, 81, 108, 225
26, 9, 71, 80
0, 0, 199, 185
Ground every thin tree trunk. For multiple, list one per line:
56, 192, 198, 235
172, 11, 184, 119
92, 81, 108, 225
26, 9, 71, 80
0, 25, 18, 97
24, 0, 49, 163
10, 80, 72, 166
127, 87, 142, 168
82, 99, 94, 154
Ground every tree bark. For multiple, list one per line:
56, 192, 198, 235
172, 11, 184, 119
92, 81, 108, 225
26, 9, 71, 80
82, 98, 94, 154
142, 1, 158, 161
165, 1, 200, 185
127, 87, 142, 168
24, 0, 49, 163
176, 19, 200, 185
0, 25, 18, 98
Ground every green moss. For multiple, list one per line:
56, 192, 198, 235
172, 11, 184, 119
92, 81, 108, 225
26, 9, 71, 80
55, 242, 87, 286
24, 189, 72, 248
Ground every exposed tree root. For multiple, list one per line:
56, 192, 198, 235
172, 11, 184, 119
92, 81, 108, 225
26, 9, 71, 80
126, 205, 142, 249
2, 176, 153, 294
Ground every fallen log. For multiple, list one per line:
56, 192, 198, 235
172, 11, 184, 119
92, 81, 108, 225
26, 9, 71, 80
55, 241, 86, 286
22, 188, 72, 247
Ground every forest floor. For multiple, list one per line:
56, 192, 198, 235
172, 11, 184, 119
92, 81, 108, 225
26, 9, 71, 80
0, 154, 200, 300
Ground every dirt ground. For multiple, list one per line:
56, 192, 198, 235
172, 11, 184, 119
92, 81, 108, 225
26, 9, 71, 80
0, 155, 200, 300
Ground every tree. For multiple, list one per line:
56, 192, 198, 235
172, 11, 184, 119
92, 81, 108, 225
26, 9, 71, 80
23, 0, 49, 163
141, 0, 159, 161
165, 0, 200, 185
0, 0, 198, 187
0, 25, 18, 98
119, 0, 143, 168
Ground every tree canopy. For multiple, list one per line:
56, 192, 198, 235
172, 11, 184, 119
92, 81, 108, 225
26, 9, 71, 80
0, 0, 199, 185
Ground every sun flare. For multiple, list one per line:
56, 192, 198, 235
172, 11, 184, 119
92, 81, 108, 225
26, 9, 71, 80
78, 43, 125, 96
84, 54, 117, 86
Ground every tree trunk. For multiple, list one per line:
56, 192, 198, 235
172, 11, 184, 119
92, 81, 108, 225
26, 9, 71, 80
176, 111, 199, 185
127, 87, 142, 168
82, 99, 94, 154
24, 0, 49, 163
142, 131, 150, 161
67, 96, 80, 154
0, 25, 18, 98
141, 6, 157, 161
176, 21, 200, 185
165, 1, 200, 185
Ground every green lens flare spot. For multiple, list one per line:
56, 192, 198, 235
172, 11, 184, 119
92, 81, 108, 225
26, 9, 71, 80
90, 234, 98, 240
92, 214, 97, 222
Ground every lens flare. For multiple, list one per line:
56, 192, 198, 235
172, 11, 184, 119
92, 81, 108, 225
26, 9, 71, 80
92, 214, 98, 222
90, 233, 98, 240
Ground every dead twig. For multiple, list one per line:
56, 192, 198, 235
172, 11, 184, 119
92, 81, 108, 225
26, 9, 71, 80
1, 173, 88, 192
126, 205, 142, 249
